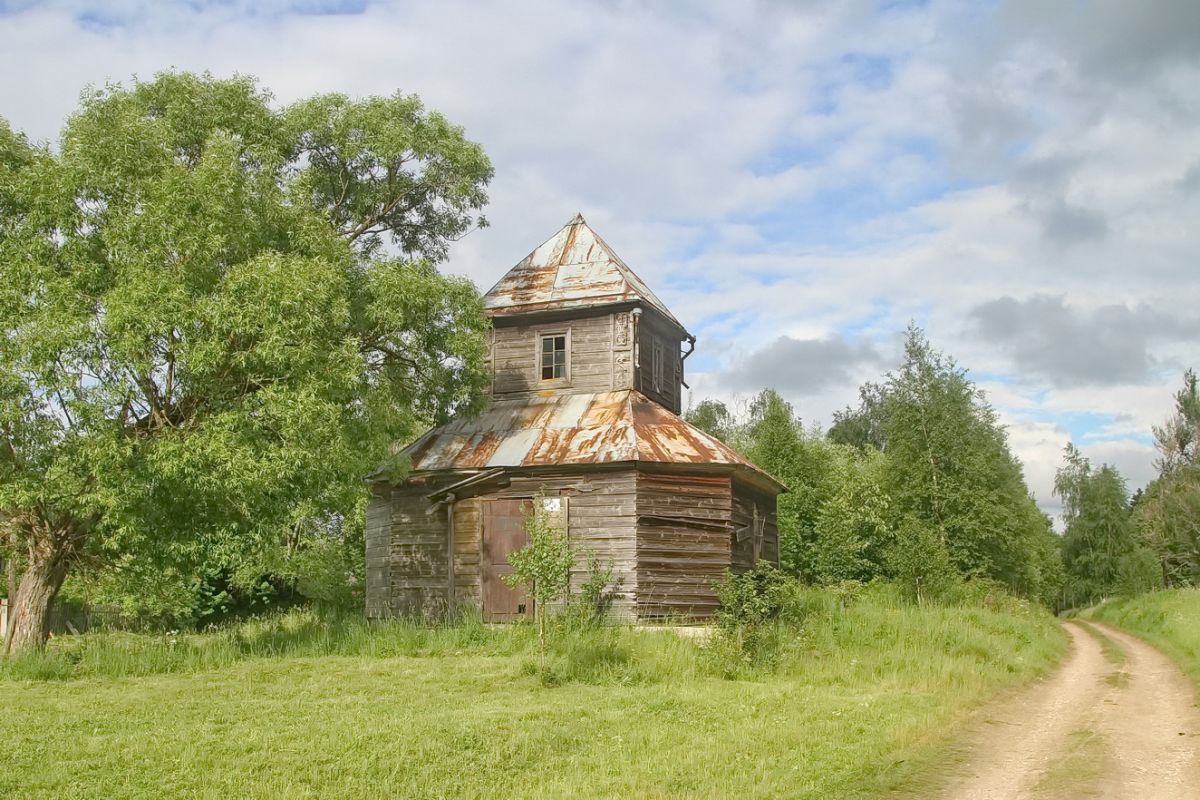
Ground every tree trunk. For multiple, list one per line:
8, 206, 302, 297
537, 605, 546, 672
6, 526, 17, 614
5, 556, 14, 625
5, 531, 76, 654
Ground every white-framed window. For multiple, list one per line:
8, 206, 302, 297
539, 332, 568, 381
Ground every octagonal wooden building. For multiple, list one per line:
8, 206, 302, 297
365, 214, 783, 622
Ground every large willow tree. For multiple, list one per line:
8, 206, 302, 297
0, 73, 493, 651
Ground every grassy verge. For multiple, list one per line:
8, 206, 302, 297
1080, 588, 1200, 690
1, 585, 1066, 800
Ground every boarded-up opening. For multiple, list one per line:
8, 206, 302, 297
481, 498, 533, 621
732, 483, 780, 572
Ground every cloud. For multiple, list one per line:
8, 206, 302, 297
0, 0, 1196, 511
1031, 199, 1108, 247
970, 295, 1198, 388
1179, 161, 1200, 194
721, 334, 885, 396
1080, 439, 1160, 496
999, 0, 1200, 84
1005, 155, 1112, 247
997, 413, 1159, 526
1000, 417, 1071, 519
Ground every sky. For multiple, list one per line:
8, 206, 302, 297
1, 0, 1197, 522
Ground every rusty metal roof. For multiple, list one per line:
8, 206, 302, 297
399, 390, 784, 491
483, 214, 686, 332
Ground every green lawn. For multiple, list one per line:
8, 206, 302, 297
1, 589, 1066, 799
1081, 587, 1200, 689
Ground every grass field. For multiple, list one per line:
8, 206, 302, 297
1081, 588, 1200, 689
1, 586, 1066, 799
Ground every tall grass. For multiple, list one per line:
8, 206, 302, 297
1, 583, 1066, 800
3, 581, 1059, 690
2, 608, 705, 686
1081, 588, 1200, 689
2, 609, 520, 680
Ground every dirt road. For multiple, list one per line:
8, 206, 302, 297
937, 620, 1200, 799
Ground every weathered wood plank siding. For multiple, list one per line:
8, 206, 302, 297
485, 470, 639, 620
386, 480, 454, 620
731, 483, 781, 573
373, 470, 777, 621
452, 497, 482, 607
373, 470, 639, 621
634, 309, 683, 414
635, 472, 732, 620
490, 314, 615, 397
365, 484, 392, 618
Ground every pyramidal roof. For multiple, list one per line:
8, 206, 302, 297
483, 214, 685, 332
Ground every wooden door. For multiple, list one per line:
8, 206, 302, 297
481, 499, 533, 621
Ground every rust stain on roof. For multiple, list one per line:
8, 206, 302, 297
482, 214, 686, 333
397, 390, 784, 491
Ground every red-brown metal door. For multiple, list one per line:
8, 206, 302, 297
481, 499, 533, 622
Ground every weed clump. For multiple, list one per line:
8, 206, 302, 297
707, 563, 790, 677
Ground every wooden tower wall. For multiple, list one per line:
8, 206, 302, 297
369, 470, 642, 621
488, 307, 684, 414
490, 312, 624, 398
634, 472, 733, 620
459, 471, 640, 620
365, 479, 457, 620
368, 469, 777, 623
633, 309, 684, 415
364, 484, 391, 618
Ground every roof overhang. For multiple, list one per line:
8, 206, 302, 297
370, 390, 787, 496
389, 459, 786, 498
486, 299, 691, 340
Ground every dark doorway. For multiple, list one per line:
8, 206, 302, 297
481, 499, 533, 621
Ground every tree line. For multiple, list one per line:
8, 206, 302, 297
688, 327, 1065, 607
688, 336, 1199, 612
1052, 370, 1200, 607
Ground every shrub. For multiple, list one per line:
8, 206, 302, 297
714, 562, 788, 630
778, 580, 840, 626
943, 578, 1026, 613
193, 567, 303, 628
709, 563, 790, 675
565, 553, 616, 628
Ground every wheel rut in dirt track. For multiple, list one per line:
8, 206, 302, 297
936, 619, 1200, 799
